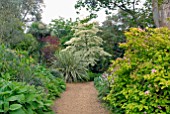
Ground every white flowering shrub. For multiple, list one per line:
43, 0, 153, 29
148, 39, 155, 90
62, 22, 111, 67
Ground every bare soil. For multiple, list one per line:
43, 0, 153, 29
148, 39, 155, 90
53, 82, 109, 114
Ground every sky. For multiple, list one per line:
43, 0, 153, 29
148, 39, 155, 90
41, 0, 107, 24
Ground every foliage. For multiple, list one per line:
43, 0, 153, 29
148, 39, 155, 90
0, 45, 35, 83
103, 28, 170, 113
0, 0, 23, 46
27, 21, 51, 63
33, 65, 66, 99
53, 51, 88, 82
0, 0, 44, 23
0, 45, 66, 100
20, 0, 44, 22
87, 71, 101, 81
94, 73, 110, 100
63, 22, 111, 67
75, 0, 154, 28
28, 22, 49, 39
99, 15, 126, 59
0, 0, 44, 47
49, 17, 76, 47
41, 36, 60, 65
12, 34, 39, 55
92, 14, 126, 73
0, 79, 54, 114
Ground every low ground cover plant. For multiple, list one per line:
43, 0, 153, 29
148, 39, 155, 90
0, 79, 54, 114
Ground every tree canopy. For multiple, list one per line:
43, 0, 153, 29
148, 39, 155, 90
75, 0, 154, 28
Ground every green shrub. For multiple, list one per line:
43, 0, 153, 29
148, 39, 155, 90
87, 71, 101, 81
0, 45, 66, 100
53, 51, 88, 82
103, 28, 170, 113
33, 65, 66, 100
0, 79, 54, 114
11, 34, 38, 54
0, 45, 35, 83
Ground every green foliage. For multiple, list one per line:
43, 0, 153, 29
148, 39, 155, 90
94, 73, 110, 100
87, 71, 101, 81
12, 34, 39, 54
0, 0, 44, 46
0, 45, 35, 82
102, 28, 170, 113
75, 0, 154, 28
0, 0, 21, 42
92, 14, 126, 73
53, 51, 88, 82
63, 22, 111, 67
33, 65, 66, 99
49, 17, 75, 46
0, 79, 54, 114
20, 0, 44, 22
0, 45, 66, 100
28, 22, 49, 39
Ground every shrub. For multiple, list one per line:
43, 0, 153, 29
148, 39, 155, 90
103, 28, 170, 113
0, 79, 54, 114
0, 45, 35, 83
41, 36, 60, 65
87, 71, 101, 81
53, 51, 88, 82
11, 34, 38, 54
33, 65, 66, 99
63, 22, 111, 67
0, 45, 66, 100
94, 73, 110, 100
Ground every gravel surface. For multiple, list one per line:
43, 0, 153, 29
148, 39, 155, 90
53, 82, 109, 114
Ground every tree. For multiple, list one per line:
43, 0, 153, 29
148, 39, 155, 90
62, 22, 111, 67
20, 0, 44, 22
0, 0, 44, 47
152, 0, 170, 28
49, 17, 75, 47
0, 0, 24, 46
75, 0, 154, 28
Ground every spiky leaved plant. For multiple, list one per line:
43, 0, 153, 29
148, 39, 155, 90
53, 51, 88, 83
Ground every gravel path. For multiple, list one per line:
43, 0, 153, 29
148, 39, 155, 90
53, 82, 109, 114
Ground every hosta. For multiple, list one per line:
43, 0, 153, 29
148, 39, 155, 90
0, 79, 54, 114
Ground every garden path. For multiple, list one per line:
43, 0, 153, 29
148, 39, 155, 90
53, 82, 109, 114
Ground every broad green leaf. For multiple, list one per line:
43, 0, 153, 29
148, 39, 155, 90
0, 109, 4, 112
4, 101, 9, 112
10, 108, 25, 114
9, 104, 22, 111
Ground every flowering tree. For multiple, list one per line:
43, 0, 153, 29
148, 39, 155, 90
62, 22, 111, 66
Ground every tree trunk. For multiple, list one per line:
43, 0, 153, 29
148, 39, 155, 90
152, 0, 160, 27
152, 0, 170, 29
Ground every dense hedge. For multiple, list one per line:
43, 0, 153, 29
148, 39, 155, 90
97, 28, 170, 113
